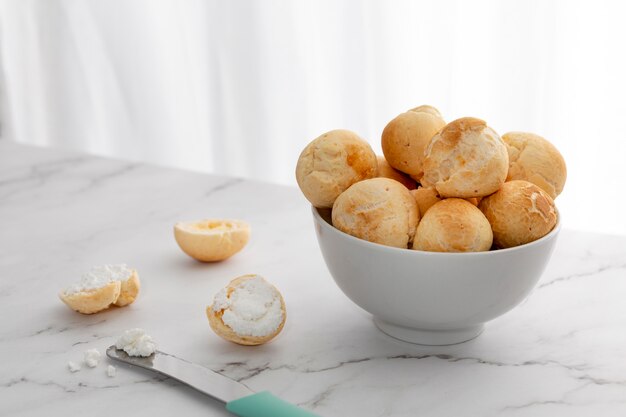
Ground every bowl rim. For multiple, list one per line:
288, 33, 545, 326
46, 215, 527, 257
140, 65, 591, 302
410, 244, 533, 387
312, 205, 561, 257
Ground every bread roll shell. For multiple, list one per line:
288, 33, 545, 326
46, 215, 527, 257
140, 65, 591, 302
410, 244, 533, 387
296, 130, 377, 208
479, 180, 557, 248
59, 281, 121, 315
413, 198, 493, 252
422, 117, 508, 198
503, 131, 567, 199
382, 111, 445, 179
376, 155, 417, 189
332, 178, 419, 248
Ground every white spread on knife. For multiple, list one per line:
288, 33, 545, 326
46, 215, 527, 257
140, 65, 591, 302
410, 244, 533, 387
116, 328, 157, 357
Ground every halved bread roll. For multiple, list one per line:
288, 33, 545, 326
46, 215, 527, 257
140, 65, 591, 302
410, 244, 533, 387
114, 270, 141, 307
59, 264, 140, 314
174, 219, 250, 262
207, 275, 286, 346
59, 281, 121, 315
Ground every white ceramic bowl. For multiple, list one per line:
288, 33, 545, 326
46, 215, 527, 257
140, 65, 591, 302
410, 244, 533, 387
312, 207, 561, 345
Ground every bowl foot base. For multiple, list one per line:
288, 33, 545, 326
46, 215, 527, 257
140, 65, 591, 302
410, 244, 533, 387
374, 318, 484, 346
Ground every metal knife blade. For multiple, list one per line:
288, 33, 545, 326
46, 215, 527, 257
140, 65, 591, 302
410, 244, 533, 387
106, 345, 254, 403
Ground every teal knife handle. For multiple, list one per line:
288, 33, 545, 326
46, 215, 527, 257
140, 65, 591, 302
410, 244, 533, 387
226, 391, 321, 417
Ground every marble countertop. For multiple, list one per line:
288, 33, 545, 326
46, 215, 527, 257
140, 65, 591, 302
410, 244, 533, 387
1, 141, 625, 417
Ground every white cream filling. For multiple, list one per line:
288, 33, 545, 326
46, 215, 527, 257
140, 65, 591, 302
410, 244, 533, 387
212, 275, 283, 337
115, 328, 157, 357
64, 264, 133, 294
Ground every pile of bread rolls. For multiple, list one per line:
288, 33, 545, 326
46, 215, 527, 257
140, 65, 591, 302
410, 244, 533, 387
296, 105, 566, 252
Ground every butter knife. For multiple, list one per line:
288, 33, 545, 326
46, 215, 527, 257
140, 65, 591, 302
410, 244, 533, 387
106, 346, 319, 417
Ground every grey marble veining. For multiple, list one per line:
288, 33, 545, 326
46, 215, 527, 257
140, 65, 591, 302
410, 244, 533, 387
1, 141, 625, 416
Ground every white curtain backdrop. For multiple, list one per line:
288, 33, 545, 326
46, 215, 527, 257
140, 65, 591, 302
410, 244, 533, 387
1, 0, 625, 235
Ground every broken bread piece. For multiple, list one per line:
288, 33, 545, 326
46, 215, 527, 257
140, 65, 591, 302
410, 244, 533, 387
59, 264, 140, 314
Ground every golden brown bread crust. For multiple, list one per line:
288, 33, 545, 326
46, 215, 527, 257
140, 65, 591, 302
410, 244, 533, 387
410, 187, 441, 217
174, 220, 250, 262
412, 198, 493, 252
207, 306, 285, 346
479, 180, 557, 248
503, 132, 567, 199
381, 111, 445, 179
59, 281, 121, 315
376, 156, 417, 189
296, 130, 377, 208
402, 186, 420, 245
410, 104, 443, 119
207, 275, 286, 346
421, 117, 509, 198
114, 270, 140, 307
332, 178, 419, 248
410, 187, 479, 217
437, 117, 486, 145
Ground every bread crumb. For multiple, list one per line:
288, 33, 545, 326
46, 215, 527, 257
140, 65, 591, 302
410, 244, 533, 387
68, 361, 81, 373
84, 348, 101, 368
107, 365, 116, 377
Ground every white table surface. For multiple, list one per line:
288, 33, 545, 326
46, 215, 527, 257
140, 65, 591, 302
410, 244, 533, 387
1, 141, 625, 417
